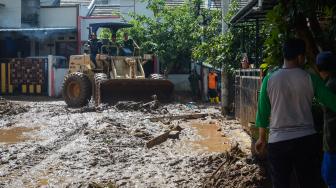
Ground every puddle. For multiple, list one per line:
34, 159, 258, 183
0, 127, 38, 144
191, 122, 230, 153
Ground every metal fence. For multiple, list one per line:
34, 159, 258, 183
234, 69, 261, 128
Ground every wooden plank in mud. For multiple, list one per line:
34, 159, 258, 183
145, 131, 171, 149
148, 113, 210, 122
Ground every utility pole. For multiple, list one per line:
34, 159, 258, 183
134, 0, 136, 14
221, 0, 229, 116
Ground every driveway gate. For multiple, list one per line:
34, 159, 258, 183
234, 69, 261, 128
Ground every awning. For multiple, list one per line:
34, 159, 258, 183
0, 27, 77, 32
230, 0, 278, 24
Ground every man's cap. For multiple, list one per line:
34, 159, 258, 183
316, 51, 336, 71
316, 51, 335, 65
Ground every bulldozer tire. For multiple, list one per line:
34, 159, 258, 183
62, 72, 92, 108
94, 73, 108, 105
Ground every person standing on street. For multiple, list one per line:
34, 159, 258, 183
255, 38, 336, 188
188, 68, 201, 101
316, 51, 336, 188
208, 70, 219, 104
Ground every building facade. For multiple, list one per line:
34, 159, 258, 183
0, 0, 78, 59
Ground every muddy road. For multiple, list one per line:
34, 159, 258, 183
0, 97, 266, 188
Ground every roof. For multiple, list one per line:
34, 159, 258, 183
165, 0, 184, 7
200, 62, 221, 71
89, 22, 132, 33
209, 0, 221, 9
165, 0, 206, 8
0, 27, 77, 32
60, 0, 92, 6
230, 0, 277, 24
89, 4, 120, 17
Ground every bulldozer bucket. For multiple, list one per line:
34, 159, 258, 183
95, 79, 174, 105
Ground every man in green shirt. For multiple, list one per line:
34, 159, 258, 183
316, 51, 336, 188
255, 38, 336, 188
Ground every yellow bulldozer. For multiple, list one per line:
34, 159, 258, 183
62, 22, 174, 108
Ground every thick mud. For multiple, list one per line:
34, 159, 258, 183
202, 145, 267, 188
0, 98, 265, 187
0, 97, 28, 117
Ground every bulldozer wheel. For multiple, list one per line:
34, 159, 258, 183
94, 73, 108, 105
62, 72, 92, 108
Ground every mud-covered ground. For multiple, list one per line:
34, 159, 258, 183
0, 97, 266, 188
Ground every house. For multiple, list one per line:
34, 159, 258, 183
0, 0, 227, 95
230, 0, 277, 66
166, 0, 221, 9
0, 0, 79, 59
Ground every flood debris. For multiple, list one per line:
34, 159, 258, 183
115, 100, 160, 113
87, 182, 117, 188
0, 99, 260, 187
202, 145, 267, 188
149, 113, 210, 122
145, 124, 184, 148
0, 97, 28, 117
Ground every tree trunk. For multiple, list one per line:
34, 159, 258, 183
221, 0, 229, 116
221, 65, 229, 116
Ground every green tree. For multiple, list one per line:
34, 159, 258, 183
124, 0, 200, 74
262, 0, 336, 72
192, 0, 256, 72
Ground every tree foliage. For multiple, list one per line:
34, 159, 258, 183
192, 0, 257, 72
262, 0, 336, 71
99, 0, 256, 74
124, 0, 200, 73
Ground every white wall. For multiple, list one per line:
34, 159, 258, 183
79, 4, 90, 16
120, 0, 153, 21
38, 32, 76, 56
0, 0, 21, 28
40, 7, 77, 27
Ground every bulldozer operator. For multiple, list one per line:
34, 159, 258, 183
122, 32, 139, 56
109, 34, 120, 56
88, 33, 101, 68
100, 33, 120, 56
